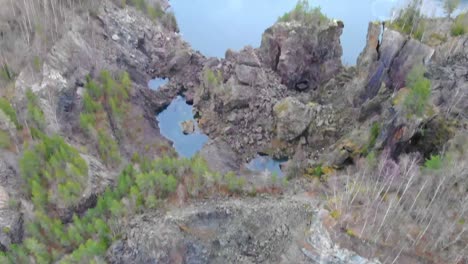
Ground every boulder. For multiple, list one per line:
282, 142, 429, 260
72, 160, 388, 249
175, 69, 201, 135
165, 49, 193, 73
274, 97, 314, 141
199, 139, 241, 175
235, 64, 265, 86
180, 120, 195, 135
57, 153, 114, 221
222, 79, 256, 111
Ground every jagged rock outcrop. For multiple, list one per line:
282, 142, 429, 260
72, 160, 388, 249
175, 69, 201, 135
9, 0, 212, 164
194, 53, 285, 160
329, 28, 467, 170
193, 20, 346, 161
260, 20, 344, 91
356, 22, 381, 72
353, 24, 434, 104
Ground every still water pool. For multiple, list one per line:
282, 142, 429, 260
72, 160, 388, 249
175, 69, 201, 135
247, 155, 288, 177
156, 96, 209, 158
148, 78, 168, 90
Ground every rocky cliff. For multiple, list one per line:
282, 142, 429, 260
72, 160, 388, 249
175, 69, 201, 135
0, 0, 466, 263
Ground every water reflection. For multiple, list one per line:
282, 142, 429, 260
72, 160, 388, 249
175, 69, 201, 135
148, 78, 168, 91
156, 96, 209, 158
247, 155, 288, 177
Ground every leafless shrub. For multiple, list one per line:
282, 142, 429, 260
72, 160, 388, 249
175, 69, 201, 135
0, 0, 99, 79
326, 147, 468, 263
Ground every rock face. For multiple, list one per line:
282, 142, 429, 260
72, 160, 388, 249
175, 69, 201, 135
319, 23, 466, 168
355, 25, 434, 104
193, 19, 347, 161
260, 21, 344, 91
11, 0, 207, 162
274, 97, 314, 141
429, 35, 468, 117
107, 196, 379, 264
0, 159, 22, 250
388, 39, 434, 90
304, 210, 381, 264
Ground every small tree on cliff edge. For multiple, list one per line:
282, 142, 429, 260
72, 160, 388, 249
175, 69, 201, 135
444, 0, 460, 18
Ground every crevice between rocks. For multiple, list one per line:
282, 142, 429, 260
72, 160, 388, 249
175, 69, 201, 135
274, 44, 281, 71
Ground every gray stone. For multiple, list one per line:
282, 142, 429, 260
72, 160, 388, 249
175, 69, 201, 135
223, 82, 256, 111
180, 120, 195, 135
356, 22, 381, 72
107, 196, 379, 264
274, 97, 314, 141
199, 139, 241, 175
0, 159, 22, 250
226, 47, 262, 67
260, 20, 343, 90
235, 64, 265, 86
388, 39, 434, 90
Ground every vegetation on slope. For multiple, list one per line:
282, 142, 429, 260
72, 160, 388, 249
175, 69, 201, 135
388, 0, 426, 40
1, 140, 286, 263
0, 64, 284, 262
117, 0, 178, 31
443, 0, 461, 18
278, 0, 329, 25
324, 143, 467, 263
451, 12, 468, 36
20, 135, 88, 209
403, 64, 432, 117
79, 71, 133, 166
0, 0, 176, 89
388, 0, 466, 41
0, 98, 20, 129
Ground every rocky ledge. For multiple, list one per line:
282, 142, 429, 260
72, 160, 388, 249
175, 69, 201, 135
107, 195, 380, 264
